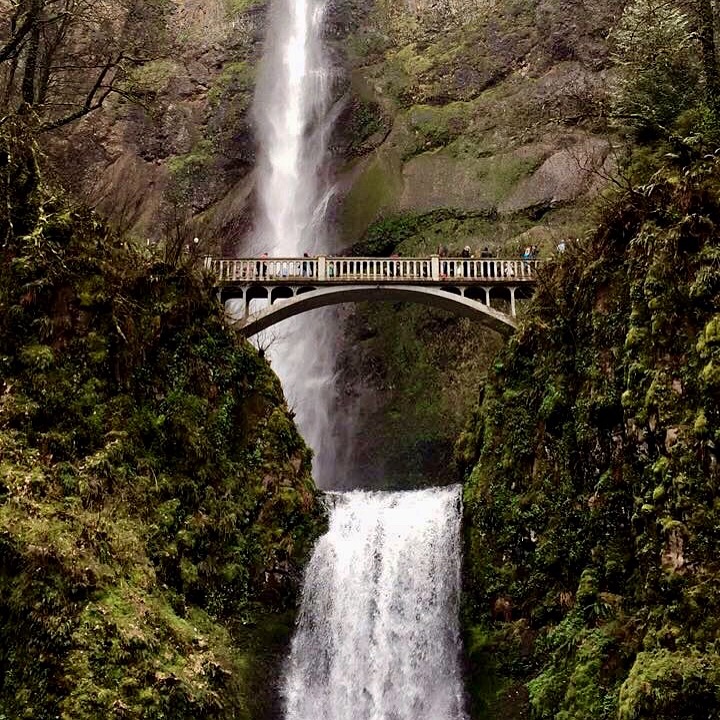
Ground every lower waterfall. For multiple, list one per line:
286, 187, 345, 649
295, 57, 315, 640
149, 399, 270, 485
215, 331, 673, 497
283, 486, 468, 720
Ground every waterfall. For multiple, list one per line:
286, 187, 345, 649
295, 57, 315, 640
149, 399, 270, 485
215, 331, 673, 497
251, 0, 340, 487
283, 486, 469, 720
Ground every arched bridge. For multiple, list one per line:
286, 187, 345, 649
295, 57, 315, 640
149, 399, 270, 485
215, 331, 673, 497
205, 255, 540, 336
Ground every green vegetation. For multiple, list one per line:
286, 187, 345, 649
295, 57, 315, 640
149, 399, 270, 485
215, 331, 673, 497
126, 59, 181, 99
340, 153, 404, 243
224, 0, 264, 15
610, 0, 719, 143
338, 301, 504, 489
0, 122, 324, 719
461, 152, 720, 719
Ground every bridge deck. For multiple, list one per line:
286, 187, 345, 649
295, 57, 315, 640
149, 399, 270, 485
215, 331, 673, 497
205, 256, 539, 285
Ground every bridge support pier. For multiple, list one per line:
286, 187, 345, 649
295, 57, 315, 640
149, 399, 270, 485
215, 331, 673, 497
509, 286, 517, 317
482, 286, 491, 307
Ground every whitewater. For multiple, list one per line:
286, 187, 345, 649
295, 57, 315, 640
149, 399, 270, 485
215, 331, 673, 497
283, 486, 469, 720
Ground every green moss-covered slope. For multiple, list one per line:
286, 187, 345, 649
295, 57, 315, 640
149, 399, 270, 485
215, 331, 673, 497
0, 126, 324, 718
461, 154, 720, 719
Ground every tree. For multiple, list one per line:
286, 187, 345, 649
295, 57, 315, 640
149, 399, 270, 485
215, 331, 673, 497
611, 0, 702, 132
0, 0, 170, 131
694, 0, 720, 110
611, 0, 720, 138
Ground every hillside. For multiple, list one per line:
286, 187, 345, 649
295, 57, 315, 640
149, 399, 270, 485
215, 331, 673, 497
461, 152, 720, 719
17, 0, 630, 487
328, 0, 625, 486
0, 123, 324, 719
4, 0, 720, 716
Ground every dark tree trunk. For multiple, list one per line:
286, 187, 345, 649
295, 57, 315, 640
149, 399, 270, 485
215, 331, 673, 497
697, 0, 720, 111
20, 0, 42, 106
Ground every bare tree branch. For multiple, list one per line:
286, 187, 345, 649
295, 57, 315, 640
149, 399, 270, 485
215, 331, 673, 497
0, 10, 34, 64
38, 52, 122, 131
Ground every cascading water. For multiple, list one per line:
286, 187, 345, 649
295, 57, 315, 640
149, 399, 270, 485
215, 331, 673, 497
252, 0, 341, 487
253, 0, 334, 249
252, 5, 468, 714
283, 486, 469, 720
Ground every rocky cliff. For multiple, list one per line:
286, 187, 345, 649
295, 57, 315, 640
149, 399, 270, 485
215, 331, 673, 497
44, 0, 621, 250
327, 0, 625, 487
33, 0, 628, 486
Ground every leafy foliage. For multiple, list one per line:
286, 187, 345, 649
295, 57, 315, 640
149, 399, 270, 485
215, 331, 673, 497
0, 122, 324, 718
611, 0, 701, 130
462, 154, 720, 719
610, 0, 720, 147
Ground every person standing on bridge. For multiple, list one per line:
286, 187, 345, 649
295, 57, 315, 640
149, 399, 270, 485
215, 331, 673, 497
437, 245, 448, 278
480, 245, 493, 278
461, 245, 472, 277
522, 246, 532, 273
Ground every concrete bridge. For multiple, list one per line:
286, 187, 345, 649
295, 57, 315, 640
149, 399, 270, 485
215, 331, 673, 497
205, 255, 540, 336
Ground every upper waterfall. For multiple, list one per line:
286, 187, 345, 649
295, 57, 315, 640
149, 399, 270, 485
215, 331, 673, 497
250, 0, 341, 487
253, 0, 334, 254
283, 486, 469, 720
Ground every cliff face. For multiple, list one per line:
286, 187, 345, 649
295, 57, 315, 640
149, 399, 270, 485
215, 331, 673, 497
460, 154, 720, 720
44, 0, 266, 245
327, 0, 626, 487
0, 124, 325, 719
336, 0, 622, 242
43, 0, 622, 247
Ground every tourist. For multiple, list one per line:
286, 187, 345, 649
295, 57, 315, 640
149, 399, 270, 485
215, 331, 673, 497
461, 245, 471, 276
521, 246, 532, 273
302, 252, 311, 277
389, 253, 400, 277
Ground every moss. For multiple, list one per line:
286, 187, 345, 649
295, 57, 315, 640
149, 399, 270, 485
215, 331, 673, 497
462, 153, 720, 719
207, 62, 254, 110
126, 59, 180, 97
166, 140, 218, 210
168, 140, 215, 180
0, 124, 325, 718
404, 102, 472, 156
340, 152, 404, 243
474, 152, 545, 205
618, 650, 720, 720
224, 0, 264, 14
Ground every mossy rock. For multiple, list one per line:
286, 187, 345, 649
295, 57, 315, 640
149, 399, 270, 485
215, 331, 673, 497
340, 151, 404, 243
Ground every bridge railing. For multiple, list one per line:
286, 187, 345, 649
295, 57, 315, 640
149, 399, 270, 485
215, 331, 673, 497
327, 257, 433, 280
205, 256, 540, 283
437, 258, 537, 280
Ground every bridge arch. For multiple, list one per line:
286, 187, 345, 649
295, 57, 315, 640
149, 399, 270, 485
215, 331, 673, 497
228, 285, 517, 336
